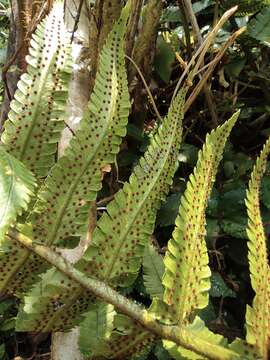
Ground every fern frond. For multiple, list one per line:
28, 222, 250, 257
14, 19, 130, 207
79, 303, 115, 358
31, 0, 130, 248
0, 147, 36, 241
16, 85, 187, 331
99, 314, 156, 360
162, 112, 239, 324
244, 136, 270, 359
16, 267, 95, 331
2, 1, 131, 296
1, 1, 72, 178
15, 2, 133, 329
79, 87, 187, 287
229, 338, 259, 359
143, 244, 165, 300
163, 317, 228, 360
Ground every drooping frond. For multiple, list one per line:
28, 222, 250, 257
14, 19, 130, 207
143, 244, 164, 299
1, 1, 131, 296
79, 87, 187, 287
243, 136, 270, 359
1, 1, 72, 178
16, 86, 187, 331
31, 1, 131, 248
0, 147, 35, 241
163, 317, 228, 360
162, 112, 239, 324
14, 2, 133, 330
79, 303, 116, 358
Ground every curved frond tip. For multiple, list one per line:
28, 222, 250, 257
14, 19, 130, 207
1, 2, 72, 178
162, 111, 239, 324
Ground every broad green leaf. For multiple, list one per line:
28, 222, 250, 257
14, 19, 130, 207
0, 146, 35, 242
210, 273, 236, 298
247, 7, 270, 43
244, 136, 270, 359
1, 1, 72, 178
221, 216, 248, 239
143, 244, 164, 299
154, 37, 175, 83
162, 112, 239, 324
157, 193, 182, 227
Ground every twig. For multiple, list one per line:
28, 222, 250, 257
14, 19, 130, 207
184, 27, 246, 113
173, 5, 238, 99
177, 0, 192, 60
182, 0, 218, 126
70, 0, 84, 43
125, 54, 162, 122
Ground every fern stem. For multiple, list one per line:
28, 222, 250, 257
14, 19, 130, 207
9, 229, 241, 360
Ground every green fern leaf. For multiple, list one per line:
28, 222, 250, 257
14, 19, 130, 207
247, 8, 270, 44
143, 244, 165, 300
16, 267, 96, 331
244, 136, 270, 358
79, 303, 115, 358
162, 112, 239, 324
15, 85, 187, 331
0, 147, 36, 241
100, 314, 156, 360
229, 338, 259, 359
163, 317, 228, 360
31, 0, 130, 248
79, 87, 187, 287
15, 2, 133, 330
1, 1, 72, 178
1, 1, 131, 296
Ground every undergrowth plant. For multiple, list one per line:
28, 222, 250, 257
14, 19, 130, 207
0, 1, 269, 359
